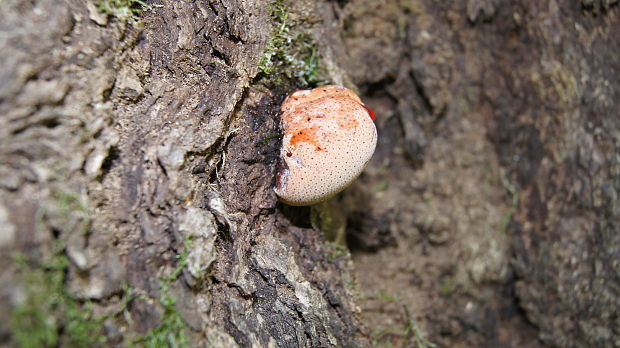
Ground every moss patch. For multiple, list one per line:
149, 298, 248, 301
10, 246, 106, 348
133, 234, 194, 347
10, 189, 106, 347
325, 240, 350, 262
255, 0, 327, 88
95, 0, 150, 22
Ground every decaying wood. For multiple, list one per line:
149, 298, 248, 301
1, 0, 619, 347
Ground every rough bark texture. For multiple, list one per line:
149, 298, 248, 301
1, 0, 366, 346
341, 1, 620, 347
1, 0, 619, 347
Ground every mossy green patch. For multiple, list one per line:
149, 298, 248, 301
53, 191, 88, 215
10, 188, 106, 348
133, 234, 194, 348
10, 245, 106, 348
95, 0, 151, 22
325, 240, 350, 262
255, 0, 327, 88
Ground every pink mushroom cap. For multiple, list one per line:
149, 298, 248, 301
274, 85, 378, 206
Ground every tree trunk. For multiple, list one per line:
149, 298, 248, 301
1, 0, 618, 347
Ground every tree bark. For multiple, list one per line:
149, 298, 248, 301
1, 0, 619, 347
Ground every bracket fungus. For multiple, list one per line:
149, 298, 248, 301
274, 85, 378, 206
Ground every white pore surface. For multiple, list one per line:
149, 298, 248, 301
274, 85, 377, 206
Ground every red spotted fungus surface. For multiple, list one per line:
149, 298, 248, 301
274, 85, 378, 206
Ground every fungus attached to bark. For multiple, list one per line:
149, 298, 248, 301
274, 85, 377, 206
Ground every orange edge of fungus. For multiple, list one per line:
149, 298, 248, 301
362, 105, 376, 121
